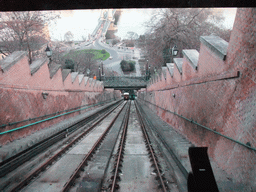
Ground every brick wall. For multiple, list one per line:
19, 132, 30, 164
0, 52, 121, 145
138, 8, 256, 188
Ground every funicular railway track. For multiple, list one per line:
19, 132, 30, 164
106, 101, 169, 191
62, 102, 130, 192
9, 101, 126, 192
1, 100, 186, 192
100, 101, 179, 192
0, 100, 124, 191
109, 100, 131, 191
134, 102, 168, 192
0, 100, 123, 178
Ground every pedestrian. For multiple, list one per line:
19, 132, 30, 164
93, 74, 97, 80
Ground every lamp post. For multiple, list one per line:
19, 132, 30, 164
45, 45, 52, 62
99, 65, 101, 81
148, 65, 151, 80
146, 60, 149, 80
171, 45, 179, 62
101, 59, 104, 79
86, 68, 90, 77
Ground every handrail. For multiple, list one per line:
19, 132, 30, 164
0, 99, 119, 135
138, 98, 256, 152
0, 99, 115, 129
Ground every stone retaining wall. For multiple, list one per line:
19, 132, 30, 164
138, 8, 256, 188
0, 52, 121, 145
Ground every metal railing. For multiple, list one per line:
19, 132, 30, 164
138, 98, 256, 152
0, 99, 119, 135
102, 76, 148, 89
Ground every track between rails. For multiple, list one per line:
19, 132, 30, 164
0, 100, 122, 179
109, 101, 131, 191
1, 101, 123, 192
62, 102, 129, 192
135, 102, 168, 192
9, 102, 126, 192
135, 101, 188, 191
100, 101, 179, 192
1, 100, 189, 192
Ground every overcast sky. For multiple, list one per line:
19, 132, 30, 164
49, 8, 237, 41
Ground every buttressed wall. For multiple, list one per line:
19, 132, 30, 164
138, 8, 256, 187
0, 52, 120, 145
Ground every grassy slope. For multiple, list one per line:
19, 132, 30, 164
64, 49, 110, 61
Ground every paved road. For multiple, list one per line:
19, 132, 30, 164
67, 37, 142, 76
93, 39, 120, 65
93, 38, 139, 76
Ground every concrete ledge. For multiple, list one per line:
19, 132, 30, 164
30, 58, 48, 75
49, 64, 61, 78
148, 77, 153, 85
99, 81, 104, 87
166, 63, 175, 77
92, 79, 97, 87
155, 74, 160, 82
88, 78, 93, 87
71, 72, 79, 82
161, 66, 167, 80
62, 69, 71, 81
182, 49, 199, 70
78, 74, 84, 84
146, 71, 239, 92
200, 36, 228, 60
84, 76, 89, 86
173, 58, 183, 74
0, 51, 27, 72
95, 81, 99, 89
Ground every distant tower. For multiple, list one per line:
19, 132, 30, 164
107, 9, 113, 21
100, 9, 105, 20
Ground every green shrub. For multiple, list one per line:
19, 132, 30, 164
120, 60, 135, 72
64, 59, 75, 72
101, 49, 106, 54
129, 61, 135, 71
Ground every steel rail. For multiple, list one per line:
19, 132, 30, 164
110, 101, 131, 192
61, 102, 128, 192
135, 100, 189, 178
0, 100, 122, 178
135, 101, 168, 192
9, 101, 124, 192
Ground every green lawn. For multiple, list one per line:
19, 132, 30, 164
64, 49, 110, 61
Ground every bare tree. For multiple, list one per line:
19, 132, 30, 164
0, 11, 59, 63
142, 8, 231, 68
63, 50, 97, 76
125, 31, 139, 47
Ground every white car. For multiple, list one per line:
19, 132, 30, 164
109, 56, 113, 60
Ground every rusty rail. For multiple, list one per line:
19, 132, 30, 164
0, 100, 122, 178
135, 101, 168, 192
110, 101, 131, 191
61, 102, 127, 192
10, 102, 124, 192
